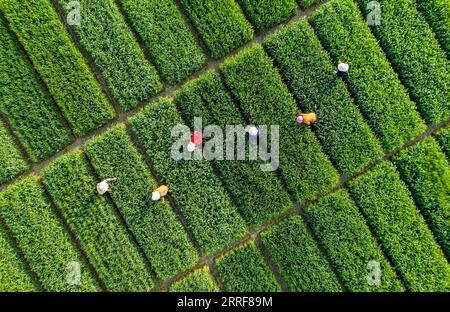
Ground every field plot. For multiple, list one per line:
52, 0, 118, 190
312, 0, 450, 258
220, 44, 339, 202
118, 0, 205, 85
0, 0, 449, 294
175, 71, 292, 227
0, 16, 73, 162
130, 99, 247, 254
355, 0, 450, 158
216, 241, 281, 292
58, 0, 162, 111
84, 125, 198, 280
237, 0, 298, 32
416, 0, 450, 58
1, 0, 115, 136
41, 150, 154, 292
0, 176, 98, 291
261, 216, 341, 291
170, 266, 219, 292
348, 162, 450, 291
180, 0, 253, 59
0, 227, 36, 292
0, 120, 28, 184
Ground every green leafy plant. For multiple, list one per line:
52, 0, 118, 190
84, 125, 198, 280
0, 0, 115, 136
180, 0, 253, 59
129, 98, 247, 254
220, 44, 339, 202
58, 0, 162, 111
0, 16, 73, 162
216, 241, 281, 292
118, 0, 206, 85
175, 70, 292, 227
41, 150, 154, 291
0, 175, 98, 291
237, 0, 298, 32
170, 266, 219, 292
261, 216, 341, 291
0, 120, 28, 184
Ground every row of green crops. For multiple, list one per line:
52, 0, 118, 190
355, 0, 450, 158
129, 99, 248, 254
416, 0, 450, 58
348, 161, 450, 291
305, 190, 403, 291
0, 16, 73, 162
264, 18, 384, 176
0, 0, 115, 136
170, 266, 219, 292
0, 176, 99, 291
84, 125, 199, 280
175, 70, 292, 227
176, 58, 402, 290
58, 0, 162, 111
237, 0, 298, 32
180, 0, 253, 59
216, 241, 281, 292
219, 44, 339, 203
312, 0, 450, 258
0, 120, 28, 184
261, 216, 341, 291
0, 227, 36, 291
117, 0, 205, 85
311, 0, 426, 150
263, 18, 446, 291
41, 150, 154, 291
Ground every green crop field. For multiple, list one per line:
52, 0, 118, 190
0, 0, 448, 294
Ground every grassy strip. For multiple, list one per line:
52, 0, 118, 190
0, 0, 115, 136
355, 0, 450, 158
0, 120, 28, 184
118, 0, 205, 85
297, 0, 321, 8
58, 0, 162, 111
348, 161, 450, 291
305, 190, 404, 291
261, 216, 341, 291
216, 241, 281, 292
416, 0, 450, 58
237, 0, 298, 32
0, 16, 72, 162
179, 0, 253, 59
393, 138, 450, 256
312, 0, 450, 258
0, 176, 98, 291
170, 266, 219, 292
41, 150, 154, 291
175, 70, 292, 227
311, 0, 426, 150
84, 125, 199, 280
0, 227, 36, 291
129, 98, 247, 254
264, 18, 383, 176
220, 44, 339, 203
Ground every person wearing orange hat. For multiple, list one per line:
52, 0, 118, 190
296, 113, 317, 125
152, 185, 169, 201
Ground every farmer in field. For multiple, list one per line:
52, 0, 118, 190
336, 62, 349, 77
247, 125, 259, 141
96, 178, 117, 195
152, 185, 169, 201
296, 113, 317, 125
187, 131, 203, 152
